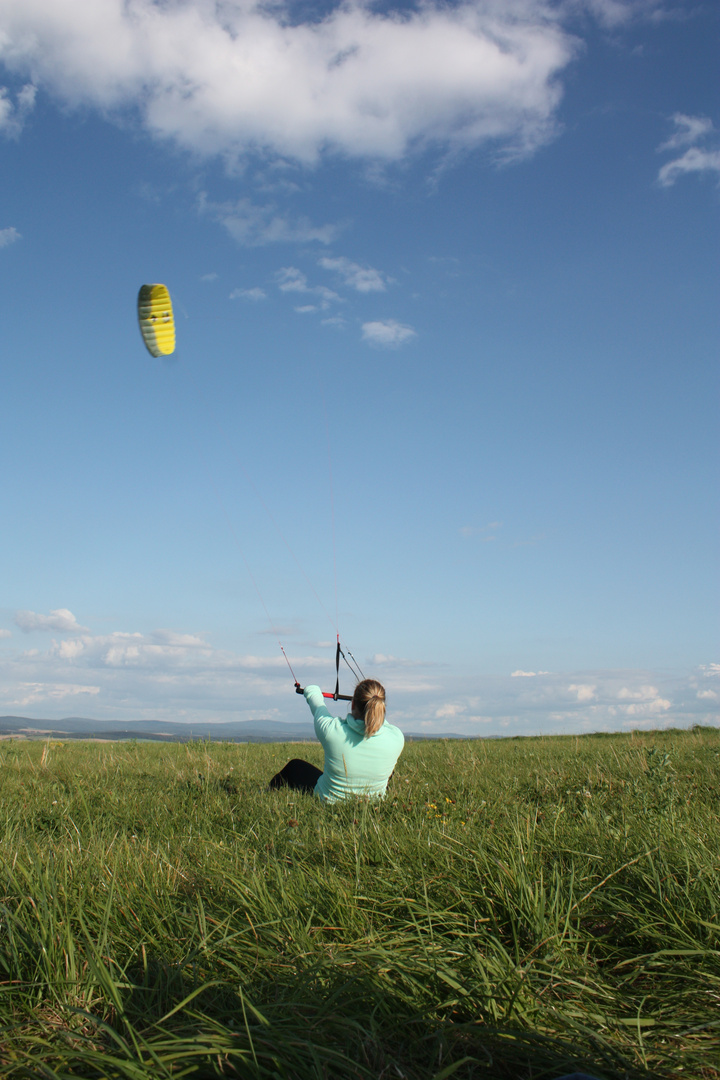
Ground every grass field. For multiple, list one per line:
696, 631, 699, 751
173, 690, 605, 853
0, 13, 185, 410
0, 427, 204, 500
0, 727, 718, 1079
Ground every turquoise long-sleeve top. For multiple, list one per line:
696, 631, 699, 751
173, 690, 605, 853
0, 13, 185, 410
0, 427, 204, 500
303, 685, 405, 803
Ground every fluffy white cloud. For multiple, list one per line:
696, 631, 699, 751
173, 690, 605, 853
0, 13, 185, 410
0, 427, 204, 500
0, 629, 11, 639
581, 0, 663, 29
568, 683, 596, 702
0, 82, 35, 136
362, 319, 417, 347
54, 639, 85, 660
617, 683, 661, 701
435, 702, 466, 718
0, 619, 347, 722
15, 609, 89, 633
658, 147, 720, 188
657, 113, 720, 187
0, 622, 717, 732
620, 698, 671, 719
275, 266, 339, 310
416, 667, 715, 736
0, 0, 577, 165
511, 670, 549, 677
616, 683, 671, 720
0, 225, 20, 247
659, 113, 714, 151
319, 256, 387, 293
14, 682, 100, 707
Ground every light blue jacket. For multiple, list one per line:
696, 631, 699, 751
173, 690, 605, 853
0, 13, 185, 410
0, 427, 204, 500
303, 685, 405, 803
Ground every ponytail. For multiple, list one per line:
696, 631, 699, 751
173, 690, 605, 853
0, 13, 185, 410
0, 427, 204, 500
351, 679, 386, 738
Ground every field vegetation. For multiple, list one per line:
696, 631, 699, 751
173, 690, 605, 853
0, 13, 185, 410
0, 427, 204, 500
0, 727, 718, 1079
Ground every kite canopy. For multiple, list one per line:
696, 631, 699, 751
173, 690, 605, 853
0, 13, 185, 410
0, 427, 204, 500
137, 284, 175, 357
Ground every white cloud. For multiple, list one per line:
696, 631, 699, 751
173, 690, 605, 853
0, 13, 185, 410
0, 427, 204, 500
368, 654, 428, 668
581, 0, 664, 29
414, 666, 707, 737
276, 267, 310, 293
199, 195, 339, 247
229, 286, 267, 301
659, 113, 714, 151
435, 702, 466, 718
657, 113, 720, 187
0, 1, 577, 166
0, 226, 20, 247
362, 319, 417, 347
616, 683, 672, 720
617, 683, 661, 701
275, 266, 339, 309
0, 629, 11, 639
697, 689, 718, 701
568, 683, 596, 702
0, 620, 348, 723
319, 256, 387, 293
1, 624, 717, 733
200, 272, 218, 282
53, 639, 85, 660
151, 630, 207, 647
14, 682, 100, 707
658, 147, 720, 188
0, 82, 35, 137
15, 609, 89, 634
620, 698, 671, 719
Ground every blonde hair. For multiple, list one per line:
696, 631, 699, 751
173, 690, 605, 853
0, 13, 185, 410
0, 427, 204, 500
352, 679, 386, 738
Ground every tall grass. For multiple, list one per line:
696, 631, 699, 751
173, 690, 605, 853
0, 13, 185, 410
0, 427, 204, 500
0, 728, 718, 1078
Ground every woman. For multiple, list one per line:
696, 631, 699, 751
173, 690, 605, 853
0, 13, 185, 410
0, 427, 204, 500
268, 679, 404, 802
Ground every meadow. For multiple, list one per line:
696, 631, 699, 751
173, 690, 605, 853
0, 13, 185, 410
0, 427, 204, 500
0, 728, 718, 1079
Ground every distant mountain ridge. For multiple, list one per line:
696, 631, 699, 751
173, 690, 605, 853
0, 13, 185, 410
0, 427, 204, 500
0, 716, 468, 742
0, 715, 317, 743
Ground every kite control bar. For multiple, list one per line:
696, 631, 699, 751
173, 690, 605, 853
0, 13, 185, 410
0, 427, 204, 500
286, 638, 361, 703
294, 683, 352, 702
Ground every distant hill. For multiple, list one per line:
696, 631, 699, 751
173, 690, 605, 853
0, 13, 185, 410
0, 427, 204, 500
0, 715, 316, 743
0, 715, 468, 742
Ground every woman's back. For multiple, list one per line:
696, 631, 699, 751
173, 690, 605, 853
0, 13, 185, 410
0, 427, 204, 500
304, 685, 404, 802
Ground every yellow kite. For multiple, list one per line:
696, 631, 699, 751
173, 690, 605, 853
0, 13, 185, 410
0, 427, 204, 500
137, 284, 175, 357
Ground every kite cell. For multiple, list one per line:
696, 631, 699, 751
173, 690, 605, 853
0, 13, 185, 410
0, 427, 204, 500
137, 284, 175, 357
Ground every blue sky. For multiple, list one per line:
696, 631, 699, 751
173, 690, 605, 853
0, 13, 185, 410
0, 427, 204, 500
1, 0, 718, 735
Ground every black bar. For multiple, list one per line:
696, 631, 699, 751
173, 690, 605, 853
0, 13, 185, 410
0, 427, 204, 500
294, 684, 352, 701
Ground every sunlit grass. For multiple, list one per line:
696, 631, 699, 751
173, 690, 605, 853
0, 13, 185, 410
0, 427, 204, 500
0, 728, 718, 1078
